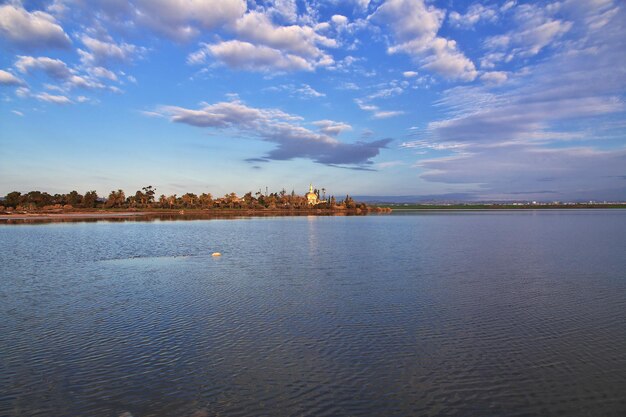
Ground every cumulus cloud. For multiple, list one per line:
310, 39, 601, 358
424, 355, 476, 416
134, 0, 247, 41
331, 14, 348, 26
267, 0, 298, 23
234, 11, 329, 56
151, 99, 389, 166
15, 56, 106, 90
78, 35, 146, 67
0, 4, 71, 49
192, 40, 314, 72
370, 0, 477, 81
191, 10, 336, 72
15, 56, 72, 79
0, 69, 25, 86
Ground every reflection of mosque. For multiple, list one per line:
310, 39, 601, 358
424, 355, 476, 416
306, 184, 326, 205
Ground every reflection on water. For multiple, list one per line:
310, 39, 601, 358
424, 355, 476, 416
0, 211, 362, 225
1, 211, 626, 416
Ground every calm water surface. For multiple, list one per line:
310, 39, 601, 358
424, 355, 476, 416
1, 211, 625, 416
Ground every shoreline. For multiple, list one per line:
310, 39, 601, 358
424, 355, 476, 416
0, 208, 385, 222
2, 206, 625, 223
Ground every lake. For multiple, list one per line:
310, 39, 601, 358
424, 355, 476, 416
1, 211, 625, 416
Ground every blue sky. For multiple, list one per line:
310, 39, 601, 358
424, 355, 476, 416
0, 0, 624, 201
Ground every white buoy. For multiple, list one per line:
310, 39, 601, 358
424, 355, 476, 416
211, 252, 222, 257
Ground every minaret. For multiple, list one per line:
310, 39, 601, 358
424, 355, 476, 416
309, 184, 314, 193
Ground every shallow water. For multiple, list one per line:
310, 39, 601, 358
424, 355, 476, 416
1, 211, 625, 416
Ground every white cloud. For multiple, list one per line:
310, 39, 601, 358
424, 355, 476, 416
331, 15, 348, 26
233, 11, 335, 64
0, 4, 71, 49
67, 74, 105, 89
15, 56, 106, 90
355, 98, 405, 119
12, 110, 24, 116
152, 98, 390, 166
296, 84, 325, 98
79, 35, 146, 66
197, 40, 315, 72
313, 120, 352, 136
88, 66, 118, 81
15, 56, 72, 79
371, 0, 444, 50
188, 8, 338, 73
448, 4, 499, 29
421, 38, 478, 81
15, 86, 30, 98
403, 71, 418, 78
373, 110, 405, 119
35, 92, 72, 104
483, 3, 572, 62
480, 71, 508, 85
268, 0, 298, 23
479, 52, 507, 69
370, 0, 477, 81
0, 69, 25, 86
367, 86, 403, 100
134, 0, 247, 41
408, 4, 626, 199
265, 83, 325, 99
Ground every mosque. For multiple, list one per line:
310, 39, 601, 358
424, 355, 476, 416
305, 184, 326, 205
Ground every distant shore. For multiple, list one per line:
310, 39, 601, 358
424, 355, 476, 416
379, 203, 626, 210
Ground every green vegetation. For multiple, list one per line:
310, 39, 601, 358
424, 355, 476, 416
1, 187, 391, 214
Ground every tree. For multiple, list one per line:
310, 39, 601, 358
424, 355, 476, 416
142, 186, 156, 205
181, 193, 198, 208
82, 191, 98, 208
106, 189, 125, 208
67, 190, 83, 206
4, 191, 21, 208
199, 193, 213, 208
158, 194, 168, 208
22, 191, 53, 208
167, 194, 177, 209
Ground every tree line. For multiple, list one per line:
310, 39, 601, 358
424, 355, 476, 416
1, 186, 368, 211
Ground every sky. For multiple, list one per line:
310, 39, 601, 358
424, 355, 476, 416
0, 0, 625, 201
